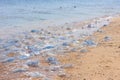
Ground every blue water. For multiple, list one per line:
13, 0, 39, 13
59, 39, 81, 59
0, 0, 120, 28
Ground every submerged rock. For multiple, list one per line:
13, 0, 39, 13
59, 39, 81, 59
31, 30, 40, 33
3, 39, 19, 48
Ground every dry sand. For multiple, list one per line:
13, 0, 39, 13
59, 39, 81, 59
56, 16, 120, 80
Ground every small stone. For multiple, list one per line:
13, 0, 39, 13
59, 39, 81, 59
46, 57, 58, 65
73, 6, 77, 8
18, 55, 30, 60
118, 46, 120, 48
26, 60, 39, 67
25, 72, 45, 78
31, 30, 40, 33
80, 49, 88, 53
13, 68, 27, 73
104, 36, 111, 41
50, 66, 61, 71
2, 57, 15, 63
81, 39, 97, 47
62, 42, 69, 46
62, 64, 73, 69
43, 45, 54, 50
58, 71, 66, 77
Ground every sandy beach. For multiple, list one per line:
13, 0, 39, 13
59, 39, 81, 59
56, 15, 120, 80
0, 15, 120, 80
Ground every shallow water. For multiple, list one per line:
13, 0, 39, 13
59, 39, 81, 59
0, 0, 120, 28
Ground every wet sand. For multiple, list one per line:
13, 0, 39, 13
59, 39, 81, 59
56, 15, 120, 80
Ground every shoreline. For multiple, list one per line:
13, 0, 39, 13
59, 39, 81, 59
0, 14, 117, 39
56, 15, 120, 80
0, 14, 120, 80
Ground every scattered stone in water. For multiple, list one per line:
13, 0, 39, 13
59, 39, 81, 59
73, 6, 77, 8
3, 39, 19, 48
26, 60, 39, 67
46, 57, 59, 65
31, 30, 40, 33
43, 45, 54, 50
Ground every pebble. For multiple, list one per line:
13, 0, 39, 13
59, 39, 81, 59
31, 30, 40, 33
25, 72, 45, 78
2, 57, 15, 63
13, 68, 27, 73
81, 39, 97, 46
80, 49, 88, 53
18, 55, 30, 60
43, 45, 55, 50
58, 71, 66, 77
46, 57, 59, 65
104, 36, 111, 41
26, 60, 39, 67
50, 66, 61, 71
62, 64, 73, 69
62, 42, 69, 46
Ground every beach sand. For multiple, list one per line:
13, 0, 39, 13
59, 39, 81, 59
0, 15, 120, 80
56, 16, 120, 80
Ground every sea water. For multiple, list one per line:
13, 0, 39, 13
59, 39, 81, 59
0, 0, 120, 28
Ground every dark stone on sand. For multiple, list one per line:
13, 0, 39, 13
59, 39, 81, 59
13, 68, 27, 73
46, 57, 58, 65
62, 42, 69, 46
18, 55, 30, 60
58, 72, 66, 77
80, 49, 88, 53
2, 57, 15, 63
26, 60, 39, 67
104, 36, 111, 41
82, 39, 97, 46
62, 64, 73, 69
